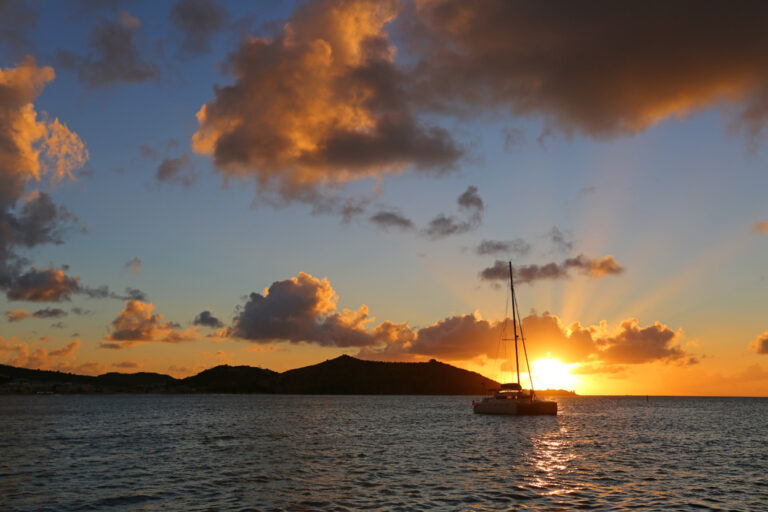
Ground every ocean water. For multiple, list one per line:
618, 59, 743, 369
0, 395, 765, 511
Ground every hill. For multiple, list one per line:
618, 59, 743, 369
0, 356, 500, 395
278, 355, 498, 394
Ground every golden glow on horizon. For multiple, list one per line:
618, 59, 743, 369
529, 358, 579, 391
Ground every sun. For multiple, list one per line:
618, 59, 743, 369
528, 358, 578, 391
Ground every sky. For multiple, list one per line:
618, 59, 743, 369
1, 0, 767, 396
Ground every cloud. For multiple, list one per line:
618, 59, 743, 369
753, 221, 768, 234
0, 58, 88, 301
0, 1, 37, 56
170, 0, 228, 56
155, 154, 196, 186
424, 185, 483, 238
229, 272, 402, 347
369, 209, 414, 231
750, 331, 768, 354
502, 127, 524, 151
598, 319, 688, 364
57, 11, 159, 87
548, 227, 573, 253
78, 285, 147, 301
112, 360, 139, 369
475, 238, 531, 257
124, 256, 142, 274
406, 1, 768, 138
5, 307, 67, 322
480, 254, 625, 285
102, 300, 197, 348
0, 337, 81, 370
193, 310, 223, 328
362, 310, 692, 367
6, 268, 81, 301
192, 0, 460, 204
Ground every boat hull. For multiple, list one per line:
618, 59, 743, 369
473, 399, 557, 416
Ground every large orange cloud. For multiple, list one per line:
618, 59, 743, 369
359, 310, 692, 367
192, 0, 460, 201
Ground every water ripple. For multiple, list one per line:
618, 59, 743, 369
0, 395, 766, 510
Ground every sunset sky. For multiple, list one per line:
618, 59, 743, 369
1, 0, 767, 396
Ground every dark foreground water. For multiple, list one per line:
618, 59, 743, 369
0, 395, 765, 511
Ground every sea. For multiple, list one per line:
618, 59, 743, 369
0, 395, 765, 511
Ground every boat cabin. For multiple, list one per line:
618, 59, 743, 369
491, 383, 531, 400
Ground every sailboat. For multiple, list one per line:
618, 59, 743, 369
473, 261, 558, 415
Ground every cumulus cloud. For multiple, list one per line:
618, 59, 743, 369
424, 185, 483, 238
5, 307, 67, 322
192, 0, 460, 204
170, 0, 228, 56
753, 221, 768, 234
475, 238, 531, 257
155, 154, 196, 186
229, 272, 405, 347
193, 310, 223, 328
597, 319, 688, 364
124, 256, 142, 274
369, 209, 414, 231
750, 331, 768, 354
102, 300, 197, 348
57, 11, 159, 87
480, 254, 625, 285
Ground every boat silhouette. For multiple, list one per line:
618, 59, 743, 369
473, 262, 558, 416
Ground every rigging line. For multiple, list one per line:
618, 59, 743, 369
513, 287, 535, 401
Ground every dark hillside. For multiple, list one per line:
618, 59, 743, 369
278, 355, 498, 394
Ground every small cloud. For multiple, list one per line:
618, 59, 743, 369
502, 127, 524, 151
101, 300, 197, 348
193, 310, 224, 328
749, 331, 768, 354
124, 256, 142, 274
156, 154, 196, 186
170, 0, 229, 56
480, 254, 625, 285
56, 11, 159, 88
424, 186, 484, 239
474, 239, 531, 257
753, 221, 768, 234
112, 360, 140, 369
369, 210, 414, 231
548, 226, 574, 253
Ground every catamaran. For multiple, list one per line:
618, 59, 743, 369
473, 262, 557, 415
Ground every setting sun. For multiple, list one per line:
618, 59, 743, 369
529, 359, 579, 391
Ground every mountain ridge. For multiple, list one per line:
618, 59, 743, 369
0, 355, 503, 395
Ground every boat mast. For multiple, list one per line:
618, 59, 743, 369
509, 261, 521, 386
